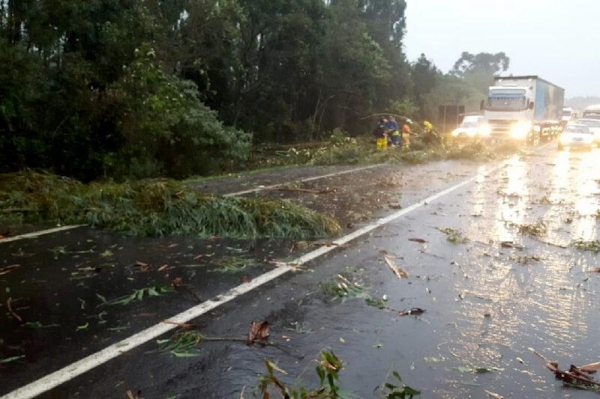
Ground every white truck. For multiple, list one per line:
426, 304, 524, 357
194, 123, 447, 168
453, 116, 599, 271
480, 76, 564, 144
582, 104, 600, 120
562, 107, 574, 127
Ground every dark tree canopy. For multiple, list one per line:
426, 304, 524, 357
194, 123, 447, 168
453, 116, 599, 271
451, 51, 510, 75
0, 0, 505, 180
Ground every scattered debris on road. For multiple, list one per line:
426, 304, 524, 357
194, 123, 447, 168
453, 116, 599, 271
437, 227, 468, 244
134, 260, 151, 271
0, 264, 20, 276
398, 308, 425, 317
530, 347, 600, 391
384, 254, 409, 279
484, 390, 503, 399
247, 321, 270, 346
6, 297, 22, 323
97, 286, 174, 307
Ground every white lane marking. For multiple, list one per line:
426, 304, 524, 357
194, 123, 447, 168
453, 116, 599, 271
0, 225, 86, 244
223, 164, 383, 197
2, 163, 504, 399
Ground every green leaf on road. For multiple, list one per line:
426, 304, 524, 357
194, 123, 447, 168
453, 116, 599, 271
0, 355, 25, 364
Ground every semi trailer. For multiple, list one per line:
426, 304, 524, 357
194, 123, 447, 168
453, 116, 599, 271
480, 76, 564, 144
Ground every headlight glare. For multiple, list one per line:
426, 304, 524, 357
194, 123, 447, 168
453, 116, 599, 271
479, 124, 492, 136
511, 122, 530, 139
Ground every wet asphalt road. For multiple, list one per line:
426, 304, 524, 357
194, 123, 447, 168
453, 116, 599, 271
2, 144, 600, 398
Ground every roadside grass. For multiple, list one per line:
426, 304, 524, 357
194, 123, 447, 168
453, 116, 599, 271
0, 171, 341, 239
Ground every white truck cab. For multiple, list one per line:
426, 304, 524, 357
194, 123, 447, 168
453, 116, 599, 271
562, 107, 573, 126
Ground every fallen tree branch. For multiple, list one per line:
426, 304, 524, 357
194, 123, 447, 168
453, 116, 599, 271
1, 208, 35, 213
531, 237, 568, 249
161, 320, 194, 328
198, 335, 305, 359
397, 308, 426, 317
384, 254, 408, 279
270, 187, 334, 194
0, 264, 20, 276
530, 348, 600, 390
7, 297, 23, 322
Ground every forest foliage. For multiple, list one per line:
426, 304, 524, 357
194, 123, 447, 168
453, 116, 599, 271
0, 0, 506, 180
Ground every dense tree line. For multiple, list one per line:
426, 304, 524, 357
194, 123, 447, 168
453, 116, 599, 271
0, 0, 505, 180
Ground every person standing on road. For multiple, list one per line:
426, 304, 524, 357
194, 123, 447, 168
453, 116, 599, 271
385, 116, 400, 147
373, 118, 388, 150
401, 119, 412, 150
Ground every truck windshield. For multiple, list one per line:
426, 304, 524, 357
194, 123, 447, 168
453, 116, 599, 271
487, 89, 526, 111
578, 119, 600, 127
583, 112, 600, 120
564, 125, 590, 134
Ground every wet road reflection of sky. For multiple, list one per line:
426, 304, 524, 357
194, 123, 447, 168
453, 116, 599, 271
447, 149, 600, 397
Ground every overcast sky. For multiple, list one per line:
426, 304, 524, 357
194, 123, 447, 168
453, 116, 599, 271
404, 0, 600, 98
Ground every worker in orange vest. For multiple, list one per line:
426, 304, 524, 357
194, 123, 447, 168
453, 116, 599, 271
401, 119, 412, 150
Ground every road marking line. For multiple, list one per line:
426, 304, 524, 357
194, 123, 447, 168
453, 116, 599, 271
0, 225, 86, 244
2, 163, 504, 399
223, 164, 383, 197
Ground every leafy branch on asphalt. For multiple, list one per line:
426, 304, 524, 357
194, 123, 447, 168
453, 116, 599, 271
320, 274, 369, 302
512, 220, 547, 237
97, 286, 175, 307
437, 227, 468, 244
531, 348, 600, 393
0, 171, 340, 239
258, 350, 420, 399
574, 240, 600, 253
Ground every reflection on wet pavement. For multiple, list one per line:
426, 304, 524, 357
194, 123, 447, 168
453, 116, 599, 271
169, 147, 600, 399
4, 148, 600, 398
442, 148, 600, 397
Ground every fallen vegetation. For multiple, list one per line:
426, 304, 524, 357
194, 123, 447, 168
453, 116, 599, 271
97, 286, 174, 307
258, 350, 420, 399
516, 220, 548, 237
531, 348, 600, 393
0, 171, 340, 239
320, 274, 369, 302
574, 240, 600, 253
247, 133, 519, 171
438, 227, 468, 244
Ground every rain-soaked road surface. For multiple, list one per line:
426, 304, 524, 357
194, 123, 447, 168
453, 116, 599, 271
2, 144, 600, 398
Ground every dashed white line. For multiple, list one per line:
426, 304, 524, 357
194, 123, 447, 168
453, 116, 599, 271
1, 163, 503, 399
0, 225, 86, 244
223, 164, 384, 197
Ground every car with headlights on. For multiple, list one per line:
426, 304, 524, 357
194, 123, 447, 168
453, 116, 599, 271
576, 119, 600, 143
451, 115, 487, 139
558, 124, 594, 150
